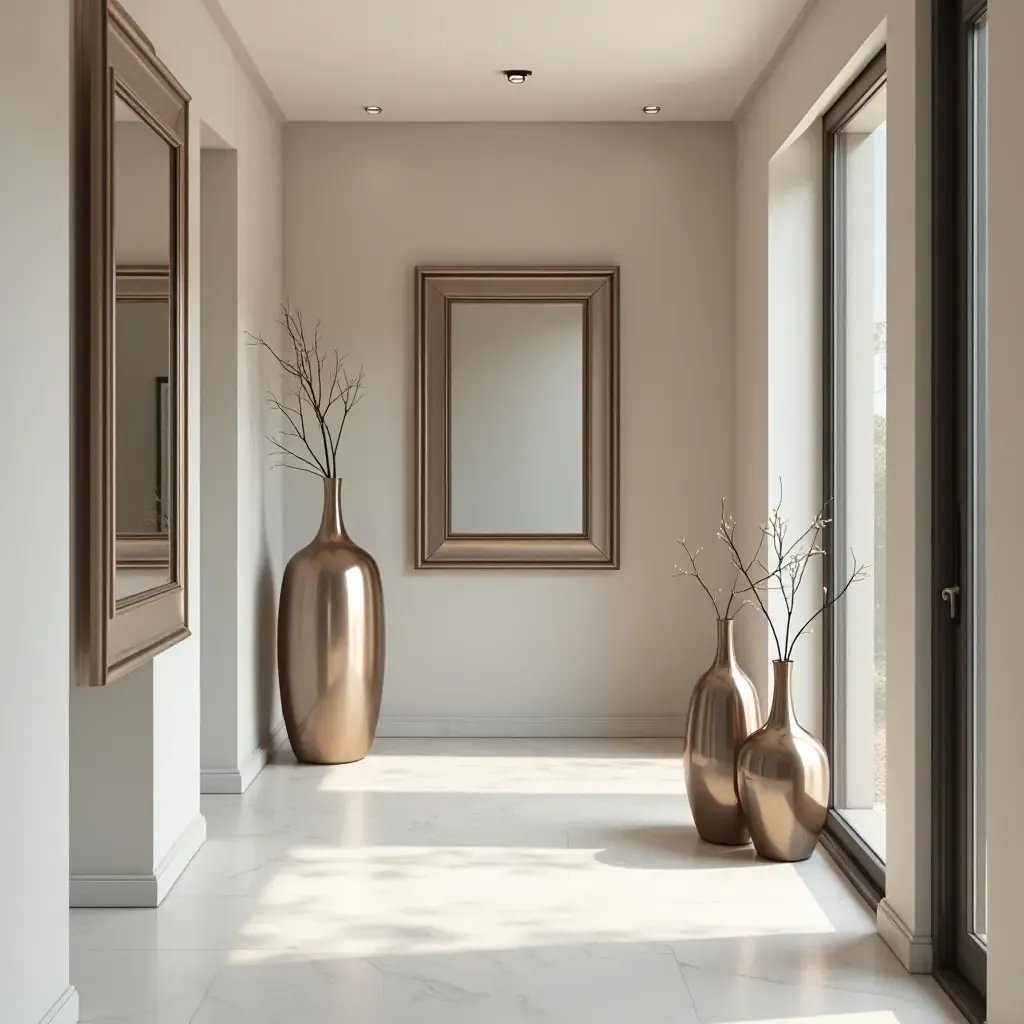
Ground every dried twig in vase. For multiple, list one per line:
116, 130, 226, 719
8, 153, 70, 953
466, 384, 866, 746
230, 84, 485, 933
674, 499, 757, 619
247, 301, 365, 477
717, 483, 869, 663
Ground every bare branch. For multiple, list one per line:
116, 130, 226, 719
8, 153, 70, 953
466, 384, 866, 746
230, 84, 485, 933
250, 301, 367, 478
719, 509, 784, 662
787, 551, 870, 657
264, 435, 327, 476
674, 539, 723, 619
265, 392, 328, 475
715, 487, 868, 663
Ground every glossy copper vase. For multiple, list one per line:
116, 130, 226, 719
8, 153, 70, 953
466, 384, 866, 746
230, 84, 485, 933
278, 478, 385, 764
736, 660, 829, 861
683, 618, 761, 845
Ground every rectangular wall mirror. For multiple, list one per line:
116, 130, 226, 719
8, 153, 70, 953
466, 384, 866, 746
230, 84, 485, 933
416, 267, 619, 568
73, 0, 190, 684
114, 264, 172, 597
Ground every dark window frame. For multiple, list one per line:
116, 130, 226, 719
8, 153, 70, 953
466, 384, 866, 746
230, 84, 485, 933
820, 46, 888, 907
931, 0, 988, 1019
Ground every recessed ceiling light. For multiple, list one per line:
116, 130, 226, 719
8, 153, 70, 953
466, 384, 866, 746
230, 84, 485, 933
502, 69, 533, 85
364, 105, 382, 114
642, 105, 661, 115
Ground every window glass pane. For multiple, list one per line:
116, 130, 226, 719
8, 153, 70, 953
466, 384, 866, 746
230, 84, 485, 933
970, 11, 988, 945
833, 84, 887, 861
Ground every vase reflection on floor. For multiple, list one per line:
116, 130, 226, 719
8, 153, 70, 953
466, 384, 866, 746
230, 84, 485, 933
735, 660, 829, 862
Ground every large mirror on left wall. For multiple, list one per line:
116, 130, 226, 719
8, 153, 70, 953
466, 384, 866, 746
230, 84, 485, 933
73, 0, 191, 685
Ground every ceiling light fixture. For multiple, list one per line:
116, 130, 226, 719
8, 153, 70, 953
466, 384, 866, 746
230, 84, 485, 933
364, 105, 382, 114
502, 69, 533, 85
642, 105, 661, 115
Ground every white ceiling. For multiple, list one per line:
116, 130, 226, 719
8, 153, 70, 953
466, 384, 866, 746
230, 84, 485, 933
213, 0, 811, 122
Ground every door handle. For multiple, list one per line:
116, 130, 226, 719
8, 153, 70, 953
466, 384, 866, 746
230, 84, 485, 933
941, 585, 960, 620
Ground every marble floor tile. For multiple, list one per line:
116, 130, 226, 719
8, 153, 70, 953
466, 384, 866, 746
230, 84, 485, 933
191, 945, 698, 1024
71, 739, 964, 1023
72, 949, 223, 1023
680, 961, 963, 1023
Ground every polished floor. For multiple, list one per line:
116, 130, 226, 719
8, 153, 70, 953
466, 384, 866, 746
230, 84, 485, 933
71, 739, 963, 1023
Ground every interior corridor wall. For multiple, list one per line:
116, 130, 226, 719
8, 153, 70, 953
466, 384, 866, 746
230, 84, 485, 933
734, 0, 935, 974
70, 0, 283, 902
0, 0, 77, 1019
284, 122, 736, 736
120, 0, 285, 806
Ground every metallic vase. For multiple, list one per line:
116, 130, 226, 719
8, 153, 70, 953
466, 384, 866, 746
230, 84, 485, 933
683, 618, 762, 845
736, 660, 829, 862
278, 478, 385, 764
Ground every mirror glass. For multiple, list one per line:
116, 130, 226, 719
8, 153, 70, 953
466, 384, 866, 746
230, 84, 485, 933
449, 301, 585, 535
113, 94, 174, 600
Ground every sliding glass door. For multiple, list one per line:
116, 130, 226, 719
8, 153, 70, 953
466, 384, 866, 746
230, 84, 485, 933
933, 0, 988, 1015
822, 50, 888, 897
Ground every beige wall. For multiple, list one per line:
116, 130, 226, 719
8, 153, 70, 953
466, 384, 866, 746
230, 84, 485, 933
0, 0, 76, 1016
284, 122, 735, 735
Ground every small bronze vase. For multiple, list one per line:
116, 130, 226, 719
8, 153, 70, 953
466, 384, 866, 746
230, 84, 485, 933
683, 618, 761, 845
278, 478, 385, 764
736, 660, 829, 862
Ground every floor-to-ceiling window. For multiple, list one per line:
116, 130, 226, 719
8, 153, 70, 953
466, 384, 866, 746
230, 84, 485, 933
822, 49, 888, 899
933, 0, 988, 1018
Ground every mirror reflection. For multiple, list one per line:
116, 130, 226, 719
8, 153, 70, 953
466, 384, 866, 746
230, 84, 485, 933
449, 301, 585, 535
113, 94, 173, 600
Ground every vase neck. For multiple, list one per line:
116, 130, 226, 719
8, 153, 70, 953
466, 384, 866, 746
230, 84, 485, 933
713, 618, 738, 669
768, 660, 795, 726
318, 478, 348, 540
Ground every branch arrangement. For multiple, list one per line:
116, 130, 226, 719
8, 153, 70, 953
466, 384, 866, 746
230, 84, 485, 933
718, 485, 868, 663
676, 487, 869, 662
247, 302, 365, 478
675, 500, 754, 620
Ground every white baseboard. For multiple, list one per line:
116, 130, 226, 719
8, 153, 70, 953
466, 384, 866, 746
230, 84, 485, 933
375, 716, 686, 738
201, 721, 289, 794
201, 745, 266, 794
40, 986, 79, 1024
877, 897, 933, 973
71, 814, 206, 908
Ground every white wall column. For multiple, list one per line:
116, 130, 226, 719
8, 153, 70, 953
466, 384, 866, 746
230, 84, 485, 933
71, 6, 209, 904
199, 146, 251, 793
0, 1, 77, 1018
71, 664, 207, 907
984, 0, 1024, 1016
70, 0, 284, 900
876, 0, 934, 973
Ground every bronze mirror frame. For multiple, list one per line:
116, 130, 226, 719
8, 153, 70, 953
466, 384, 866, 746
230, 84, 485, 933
415, 266, 620, 569
73, 0, 190, 685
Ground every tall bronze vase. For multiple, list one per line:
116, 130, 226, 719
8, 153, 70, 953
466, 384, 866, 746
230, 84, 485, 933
278, 478, 385, 764
736, 660, 829, 861
683, 618, 761, 845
